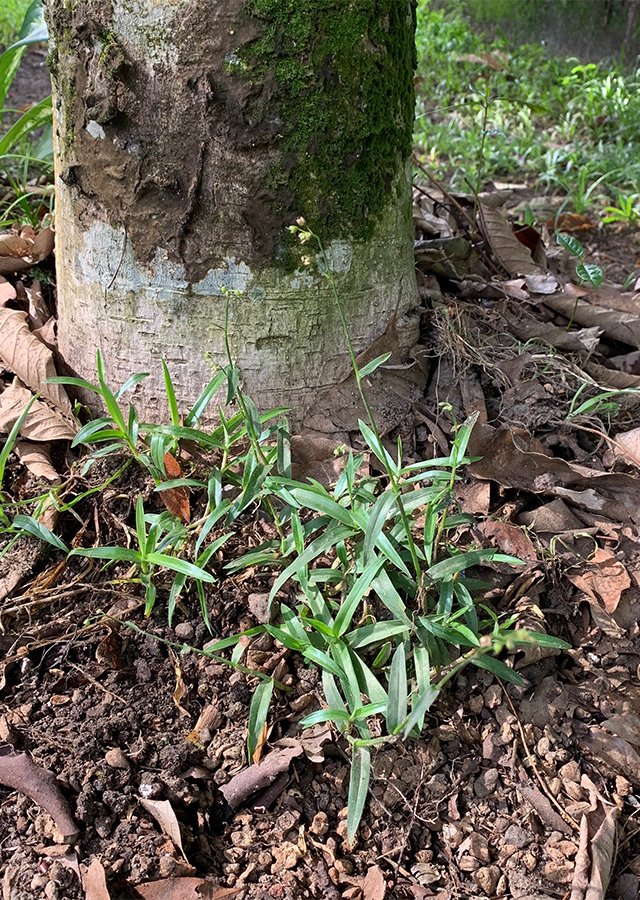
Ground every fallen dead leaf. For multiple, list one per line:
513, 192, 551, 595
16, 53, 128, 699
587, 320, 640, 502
0, 308, 70, 412
81, 858, 111, 900
567, 548, 631, 614
475, 521, 537, 562
159, 452, 190, 524
139, 798, 187, 860
14, 440, 60, 482
0, 226, 54, 275
601, 714, 640, 748
186, 704, 222, 747
543, 292, 640, 349
362, 865, 386, 900
610, 426, 640, 468
0, 746, 79, 843
0, 276, 16, 306
569, 776, 618, 900
478, 202, 539, 275
169, 648, 190, 717
0, 377, 77, 441
135, 880, 241, 900
577, 724, 640, 783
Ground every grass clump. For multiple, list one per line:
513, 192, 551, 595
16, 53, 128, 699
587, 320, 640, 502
414, 0, 640, 212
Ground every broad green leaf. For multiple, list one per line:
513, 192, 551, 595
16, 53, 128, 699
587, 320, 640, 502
358, 420, 397, 475
114, 371, 149, 400
345, 620, 409, 650
576, 263, 604, 290
0, 95, 52, 156
269, 524, 354, 601
185, 370, 226, 426
386, 644, 407, 734
556, 232, 584, 258
277, 419, 292, 478
12, 515, 67, 552
371, 569, 412, 626
347, 744, 371, 843
247, 679, 273, 761
289, 487, 353, 526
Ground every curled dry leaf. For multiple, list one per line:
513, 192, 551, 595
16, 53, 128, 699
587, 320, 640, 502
32, 316, 57, 353
569, 776, 618, 900
0, 746, 79, 843
139, 798, 187, 860
610, 426, 640, 468
477, 202, 539, 276
14, 440, 60, 482
543, 293, 640, 349
475, 520, 537, 562
0, 276, 17, 306
0, 308, 71, 412
0, 377, 77, 441
0, 226, 54, 276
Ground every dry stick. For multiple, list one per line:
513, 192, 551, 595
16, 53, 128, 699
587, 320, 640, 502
569, 421, 640, 470
498, 679, 580, 833
67, 661, 128, 705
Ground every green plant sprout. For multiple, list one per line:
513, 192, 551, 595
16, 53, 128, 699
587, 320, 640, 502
602, 191, 640, 226
555, 231, 604, 329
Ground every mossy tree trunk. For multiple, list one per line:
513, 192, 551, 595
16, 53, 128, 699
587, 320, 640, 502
45, 0, 419, 422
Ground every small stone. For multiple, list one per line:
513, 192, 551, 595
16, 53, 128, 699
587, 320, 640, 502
105, 748, 130, 770
44, 882, 58, 900
175, 623, 195, 641
558, 760, 580, 782
548, 776, 562, 796
504, 825, 531, 849
309, 812, 329, 836
459, 855, 480, 872
31, 874, 49, 891
473, 865, 501, 895
468, 833, 491, 863
247, 593, 271, 624
616, 776, 632, 796
496, 874, 508, 896
270, 842, 301, 873
335, 859, 354, 875
563, 780, 583, 801
474, 768, 500, 798
544, 860, 574, 883
484, 685, 502, 709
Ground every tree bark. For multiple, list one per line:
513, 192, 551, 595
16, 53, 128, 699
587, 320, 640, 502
45, 0, 419, 423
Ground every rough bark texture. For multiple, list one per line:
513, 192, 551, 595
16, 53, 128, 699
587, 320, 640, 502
46, 0, 419, 422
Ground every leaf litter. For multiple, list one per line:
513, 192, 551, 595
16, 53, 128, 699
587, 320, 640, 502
3, 173, 640, 900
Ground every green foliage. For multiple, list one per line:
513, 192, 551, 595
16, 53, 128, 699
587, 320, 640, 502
0, 0, 52, 228
414, 1, 640, 212
0, 0, 32, 50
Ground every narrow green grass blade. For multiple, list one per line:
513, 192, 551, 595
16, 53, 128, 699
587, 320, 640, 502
347, 744, 371, 844
386, 643, 407, 734
69, 546, 141, 563
0, 95, 52, 156
247, 679, 273, 761
363, 490, 396, 564
12, 514, 67, 552
403, 685, 439, 739
334, 553, 384, 636
162, 360, 180, 426
145, 552, 216, 582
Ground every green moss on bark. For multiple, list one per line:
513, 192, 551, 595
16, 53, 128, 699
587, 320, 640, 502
240, 0, 416, 243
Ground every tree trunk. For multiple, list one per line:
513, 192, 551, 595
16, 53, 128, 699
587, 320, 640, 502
45, 0, 419, 423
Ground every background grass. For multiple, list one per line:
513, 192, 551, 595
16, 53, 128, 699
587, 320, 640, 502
0, 0, 32, 48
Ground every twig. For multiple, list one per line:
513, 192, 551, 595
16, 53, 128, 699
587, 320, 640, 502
499, 679, 580, 832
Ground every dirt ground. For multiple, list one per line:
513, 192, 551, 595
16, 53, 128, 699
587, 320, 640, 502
3, 48, 640, 900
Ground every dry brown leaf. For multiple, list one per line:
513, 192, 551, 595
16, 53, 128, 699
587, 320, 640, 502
0, 377, 77, 441
468, 423, 640, 525
0, 276, 16, 306
475, 521, 537, 562
478, 202, 539, 275
25, 279, 51, 330
567, 548, 631, 614
0, 308, 71, 411
32, 316, 57, 352
14, 440, 60, 482
543, 292, 640, 348
602, 713, 640, 747
81, 858, 111, 900
502, 309, 602, 352
220, 745, 303, 810
569, 776, 618, 900
0, 746, 79, 842
136, 882, 241, 900
169, 649, 190, 718
524, 272, 559, 294
578, 724, 640, 782
546, 213, 596, 232
140, 798, 187, 860
610, 426, 640, 468
186, 704, 222, 747
0, 227, 54, 275
362, 865, 386, 900
585, 362, 640, 391
159, 452, 190, 524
